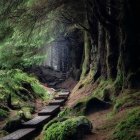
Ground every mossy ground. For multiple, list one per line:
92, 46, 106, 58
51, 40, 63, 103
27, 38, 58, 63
66, 76, 140, 140
114, 90, 140, 112
112, 107, 140, 140
0, 69, 51, 102
0, 69, 51, 136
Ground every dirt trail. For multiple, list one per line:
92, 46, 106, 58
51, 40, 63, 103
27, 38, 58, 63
84, 109, 111, 140
56, 77, 77, 91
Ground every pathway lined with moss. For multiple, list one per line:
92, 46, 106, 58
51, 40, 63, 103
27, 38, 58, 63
0, 91, 70, 140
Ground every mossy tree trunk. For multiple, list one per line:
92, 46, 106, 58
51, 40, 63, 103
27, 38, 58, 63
98, 23, 107, 80
106, 26, 119, 80
120, 0, 140, 89
80, 0, 140, 95
81, 31, 91, 79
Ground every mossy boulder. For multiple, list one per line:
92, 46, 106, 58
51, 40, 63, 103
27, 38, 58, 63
43, 116, 92, 140
112, 107, 140, 140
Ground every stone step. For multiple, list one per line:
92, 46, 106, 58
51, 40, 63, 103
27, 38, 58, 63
0, 89, 71, 140
22, 115, 51, 128
0, 128, 35, 140
38, 105, 60, 116
49, 99, 65, 106
54, 96, 68, 100
58, 91, 70, 97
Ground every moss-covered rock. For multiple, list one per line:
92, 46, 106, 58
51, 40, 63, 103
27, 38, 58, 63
0, 69, 51, 104
43, 116, 92, 140
112, 107, 140, 140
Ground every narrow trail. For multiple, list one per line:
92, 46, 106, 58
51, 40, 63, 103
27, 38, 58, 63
0, 90, 70, 140
84, 109, 112, 140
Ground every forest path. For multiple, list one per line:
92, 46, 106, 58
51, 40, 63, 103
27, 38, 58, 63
84, 109, 112, 140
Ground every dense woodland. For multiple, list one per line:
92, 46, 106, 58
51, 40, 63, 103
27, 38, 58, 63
0, 0, 140, 140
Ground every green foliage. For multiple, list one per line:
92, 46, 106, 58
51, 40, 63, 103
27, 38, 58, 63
18, 106, 34, 120
112, 107, 140, 140
0, 0, 49, 68
81, 32, 91, 79
0, 0, 85, 69
43, 116, 92, 140
0, 69, 50, 113
0, 23, 13, 42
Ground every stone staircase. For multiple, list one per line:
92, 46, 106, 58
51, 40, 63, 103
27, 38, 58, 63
0, 91, 70, 140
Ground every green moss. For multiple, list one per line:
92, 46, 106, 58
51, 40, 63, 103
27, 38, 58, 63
59, 97, 110, 119
31, 82, 52, 100
114, 91, 140, 112
0, 69, 51, 103
80, 32, 91, 79
13, 69, 51, 100
43, 117, 68, 131
0, 109, 9, 119
21, 106, 34, 120
112, 107, 140, 140
93, 79, 112, 99
58, 103, 86, 118
10, 95, 24, 109
43, 116, 92, 140
0, 69, 51, 122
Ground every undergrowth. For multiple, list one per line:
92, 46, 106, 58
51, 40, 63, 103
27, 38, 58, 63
114, 91, 140, 112
112, 107, 140, 140
0, 69, 51, 121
